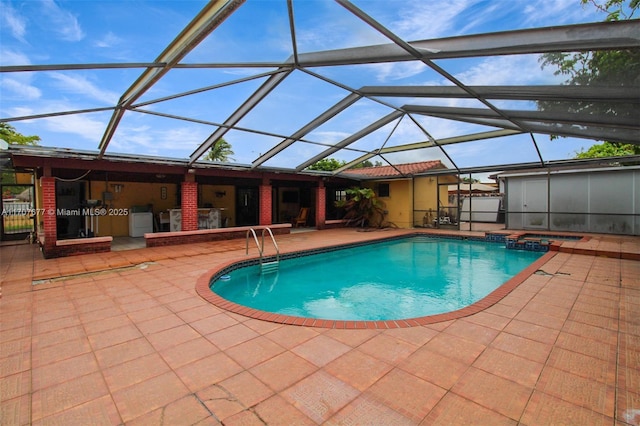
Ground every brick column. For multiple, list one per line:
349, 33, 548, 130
258, 182, 272, 226
315, 182, 326, 229
41, 177, 57, 255
181, 180, 198, 231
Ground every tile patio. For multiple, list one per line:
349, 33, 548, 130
1, 228, 639, 425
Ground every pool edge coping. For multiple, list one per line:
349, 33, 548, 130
195, 232, 559, 329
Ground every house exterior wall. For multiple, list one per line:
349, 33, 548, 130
367, 179, 412, 228
503, 167, 640, 235
199, 184, 235, 227
364, 175, 458, 228
88, 181, 179, 237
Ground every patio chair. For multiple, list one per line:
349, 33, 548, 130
293, 207, 309, 227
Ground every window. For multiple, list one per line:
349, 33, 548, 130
378, 183, 390, 197
335, 190, 347, 202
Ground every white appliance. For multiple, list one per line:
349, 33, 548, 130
128, 212, 153, 237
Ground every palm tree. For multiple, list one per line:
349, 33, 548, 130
204, 138, 234, 162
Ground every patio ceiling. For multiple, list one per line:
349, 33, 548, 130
1, 0, 639, 178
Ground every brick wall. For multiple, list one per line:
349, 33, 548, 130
51, 240, 111, 258
145, 225, 291, 247
315, 185, 326, 228
41, 177, 57, 254
181, 181, 198, 231
259, 184, 272, 225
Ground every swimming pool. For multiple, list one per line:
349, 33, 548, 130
209, 236, 543, 322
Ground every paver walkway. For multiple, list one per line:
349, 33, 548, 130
1, 228, 639, 425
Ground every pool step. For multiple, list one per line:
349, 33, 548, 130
261, 261, 279, 274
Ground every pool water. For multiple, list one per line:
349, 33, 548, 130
210, 236, 542, 321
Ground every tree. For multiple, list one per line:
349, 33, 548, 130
461, 177, 480, 183
0, 123, 41, 145
1, 123, 40, 184
308, 158, 384, 171
538, 0, 639, 156
574, 141, 639, 158
308, 158, 346, 171
335, 187, 391, 229
352, 160, 383, 168
203, 138, 234, 162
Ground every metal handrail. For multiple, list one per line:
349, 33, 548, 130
246, 227, 280, 267
246, 228, 263, 265
261, 227, 280, 263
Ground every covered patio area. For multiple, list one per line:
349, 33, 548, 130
1, 228, 638, 424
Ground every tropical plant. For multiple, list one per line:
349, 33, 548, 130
204, 138, 234, 162
335, 187, 390, 228
0, 123, 40, 145
1, 123, 40, 184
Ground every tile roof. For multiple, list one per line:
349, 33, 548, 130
342, 160, 446, 178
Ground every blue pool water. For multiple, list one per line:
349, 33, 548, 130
210, 236, 543, 321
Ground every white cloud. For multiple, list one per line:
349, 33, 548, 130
109, 123, 205, 157
41, 0, 84, 42
1, 1, 27, 41
454, 55, 563, 86
0, 48, 30, 66
368, 61, 429, 82
94, 31, 122, 49
521, 0, 594, 26
41, 113, 105, 142
1, 77, 41, 100
391, 0, 480, 40
49, 73, 119, 105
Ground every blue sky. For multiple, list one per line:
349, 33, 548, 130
0, 0, 613, 175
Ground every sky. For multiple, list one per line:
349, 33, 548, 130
0, 0, 617, 178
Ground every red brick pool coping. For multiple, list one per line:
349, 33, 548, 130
195, 237, 559, 329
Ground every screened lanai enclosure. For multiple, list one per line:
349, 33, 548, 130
1, 0, 639, 235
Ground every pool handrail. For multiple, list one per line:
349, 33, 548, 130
245, 227, 280, 269
261, 227, 280, 263
246, 228, 263, 262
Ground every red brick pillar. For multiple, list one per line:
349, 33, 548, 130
258, 180, 272, 226
315, 182, 326, 229
181, 178, 198, 231
41, 176, 57, 255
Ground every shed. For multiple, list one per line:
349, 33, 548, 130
495, 165, 640, 235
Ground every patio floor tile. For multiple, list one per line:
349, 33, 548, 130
102, 352, 171, 392
253, 395, 315, 425
158, 336, 220, 369
31, 372, 109, 422
126, 395, 214, 426
520, 391, 613, 426
1, 229, 638, 424
472, 346, 543, 388
175, 351, 244, 393
111, 371, 190, 423
535, 366, 616, 417
250, 351, 318, 392
451, 367, 532, 421
423, 392, 517, 425
356, 332, 419, 365
291, 334, 352, 367
324, 349, 393, 391
397, 346, 468, 390
365, 368, 446, 422
219, 370, 275, 408
281, 370, 359, 424
326, 394, 414, 425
